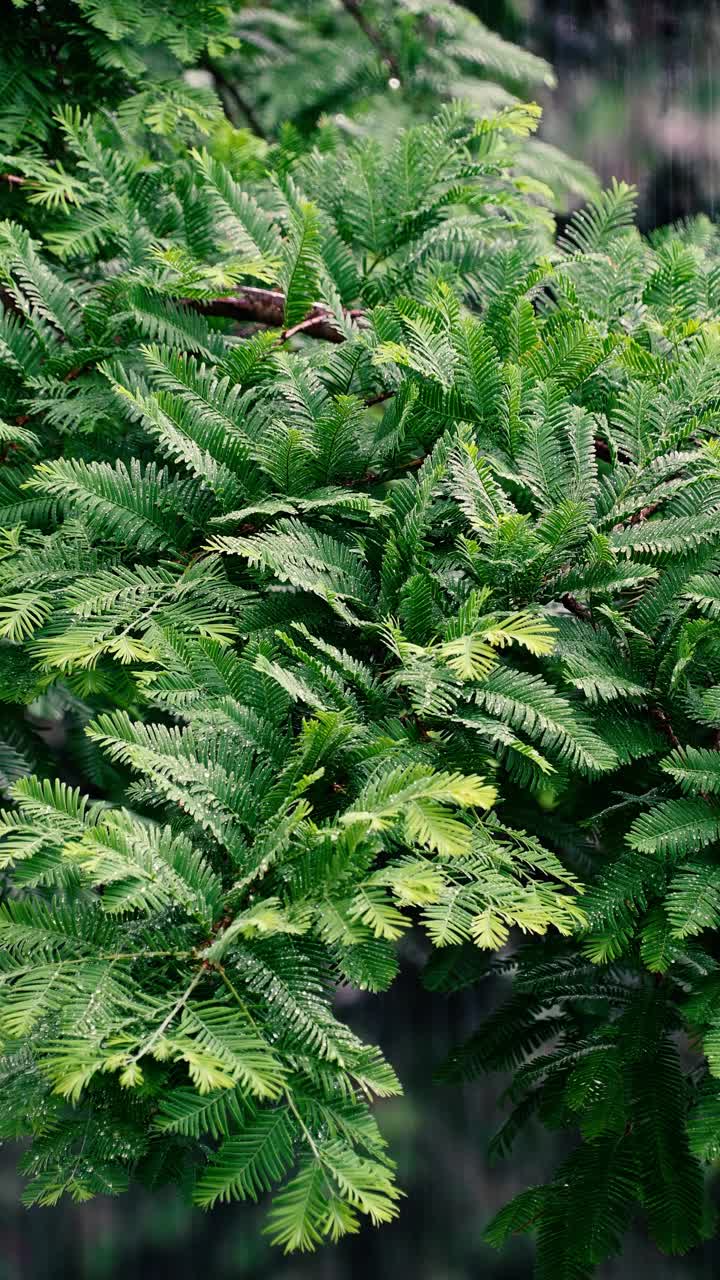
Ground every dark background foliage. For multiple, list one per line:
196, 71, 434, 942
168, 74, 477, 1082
3, 1, 720, 1277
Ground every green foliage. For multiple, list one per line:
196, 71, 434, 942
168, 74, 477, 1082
419, 193, 720, 1272
0, 98, 586, 1248
1, 0, 595, 219
2, 28, 720, 1271
1, 0, 233, 153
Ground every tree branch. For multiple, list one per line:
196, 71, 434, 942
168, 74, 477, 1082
339, 0, 400, 77
651, 706, 681, 750
204, 61, 270, 141
561, 593, 593, 623
189, 285, 367, 344
364, 389, 396, 407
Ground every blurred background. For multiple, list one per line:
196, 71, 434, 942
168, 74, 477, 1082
5, 1, 720, 1276
528, 0, 720, 231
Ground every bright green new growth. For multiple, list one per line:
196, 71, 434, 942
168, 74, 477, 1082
2, 18, 720, 1271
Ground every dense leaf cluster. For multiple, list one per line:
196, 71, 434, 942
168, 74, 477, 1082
2, 16, 720, 1273
3, 0, 594, 209
0, 102, 572, 1245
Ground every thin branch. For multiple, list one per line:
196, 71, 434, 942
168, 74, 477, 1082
339, 0, 400, 77
1, 278, 386, 400
128, 968, 204, 1065
364, 389, 396, 407
628, 502, 661, 526
651, 706, 681, 750
218, 965, 337, 1196
204, 61, 270, 142
280, 314, 324, 340
611, 501, 664, 534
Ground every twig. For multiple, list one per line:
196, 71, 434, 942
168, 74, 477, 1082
280, 314, 331, 341
650, 706, 681, 750
1, 274, 391, 401
611, 501, 663, 533
628, 502, 661, 526
204, 61, 270, 141
128, 968, 204, 1065
339, 0, 400, 77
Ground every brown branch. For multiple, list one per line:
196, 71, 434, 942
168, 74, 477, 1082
281, 313, 338, 342
628, 502, 661, 526
594, 436, 634, 465
0, 277, 367, 352
339, 0, 400, 77
0, 173, 25, 187
189, 285, 368, 345
611, 501, 663, 534
364, 389, 396, 408
1, 277, 391, 403
561, 593, 593, 623
651, 707, 681, 750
